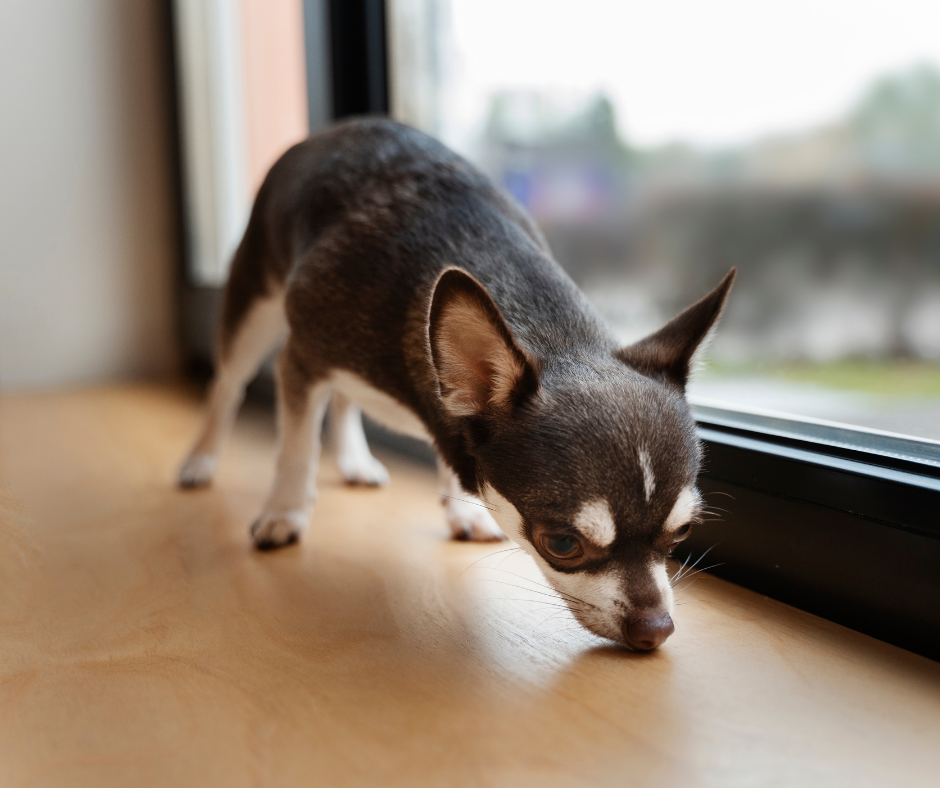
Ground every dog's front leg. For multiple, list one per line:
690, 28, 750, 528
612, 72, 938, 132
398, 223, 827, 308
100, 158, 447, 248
437, 458, 506, 542
251, 348, 330, 549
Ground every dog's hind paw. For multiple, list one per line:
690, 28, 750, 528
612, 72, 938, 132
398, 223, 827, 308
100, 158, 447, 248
178, 453, 218, 488
338, 452, 390, 487
250, 509, 308, 550
444, 497, 507, 542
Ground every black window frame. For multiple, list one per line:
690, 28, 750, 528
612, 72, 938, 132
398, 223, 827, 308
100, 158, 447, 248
691, 411, 940, 660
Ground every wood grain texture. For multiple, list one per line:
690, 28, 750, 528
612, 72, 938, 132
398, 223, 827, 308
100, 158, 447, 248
0, 384, 938, 787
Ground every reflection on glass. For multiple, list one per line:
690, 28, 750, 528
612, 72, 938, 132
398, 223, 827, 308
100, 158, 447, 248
389, 0, 940, 441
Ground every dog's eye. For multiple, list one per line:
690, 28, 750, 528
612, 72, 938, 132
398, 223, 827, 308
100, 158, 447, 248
672, 523, 693, 543
540, 534, 583, 559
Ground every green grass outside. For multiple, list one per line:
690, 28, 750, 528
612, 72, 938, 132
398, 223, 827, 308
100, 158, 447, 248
701, 359, 940, 397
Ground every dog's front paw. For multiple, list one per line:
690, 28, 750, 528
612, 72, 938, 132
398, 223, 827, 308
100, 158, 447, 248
250, 509, 308, 550
178, 453, 218, 488
444, 497, 507, 542
338, 452, 390, 487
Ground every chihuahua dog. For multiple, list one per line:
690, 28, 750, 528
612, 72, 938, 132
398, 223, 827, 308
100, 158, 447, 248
179, 118, 734, 651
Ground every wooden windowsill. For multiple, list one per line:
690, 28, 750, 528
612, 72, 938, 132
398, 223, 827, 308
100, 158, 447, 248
0, 383, 937, 786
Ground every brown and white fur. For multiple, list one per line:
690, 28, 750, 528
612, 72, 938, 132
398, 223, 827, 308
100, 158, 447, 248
179, 118, 735, 651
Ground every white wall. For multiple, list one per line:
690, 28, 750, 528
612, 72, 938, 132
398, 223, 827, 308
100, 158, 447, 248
0, 0, 178, 389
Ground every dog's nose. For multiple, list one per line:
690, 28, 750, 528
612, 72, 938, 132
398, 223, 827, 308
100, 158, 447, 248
622, 610, 675, 651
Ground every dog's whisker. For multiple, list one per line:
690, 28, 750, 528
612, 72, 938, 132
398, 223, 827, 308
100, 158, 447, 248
476, 579, 586, 609
536, 607, 576, 626
670, 544, 717, 586
671, 562, 695, 586
475, 577, 570, 601
673, 563, 724, 593
671, 553, 693, 585
555, 625, 592, 635
458, 547, 524, 576
674, 565, 723, 595
494, 548, 525, 569
547, 617, 587, 630
675, 562, 724, 585
439, 493, 497, 511
485, 595, 575, 610
482, 567, 595, 607
522, 604, 576, 613
542, 615, 581, 629
703, 491, 736, 499
675, 579, 704, 595
673, 545, 714, 585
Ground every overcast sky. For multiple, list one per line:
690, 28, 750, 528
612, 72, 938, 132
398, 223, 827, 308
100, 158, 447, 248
446, 0, 940, 149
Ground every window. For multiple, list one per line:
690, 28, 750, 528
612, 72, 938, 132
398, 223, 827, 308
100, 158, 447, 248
387, 0, 940, 658
390, 0, 940, 443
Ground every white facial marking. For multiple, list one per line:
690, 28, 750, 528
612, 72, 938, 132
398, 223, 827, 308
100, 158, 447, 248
638, 447, 655, 502
652, 561, 675, 614
573, 499, 616, 548
666, 486, 699, 532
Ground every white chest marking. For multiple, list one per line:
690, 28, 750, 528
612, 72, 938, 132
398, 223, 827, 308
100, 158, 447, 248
574, 498, 617, 548
328, 370, 429, 440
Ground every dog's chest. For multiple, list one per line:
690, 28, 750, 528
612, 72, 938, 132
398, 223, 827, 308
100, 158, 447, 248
329, 370, 429, 440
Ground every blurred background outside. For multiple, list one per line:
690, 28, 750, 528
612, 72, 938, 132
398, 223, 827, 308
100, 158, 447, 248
1, 0, 938, 445
390, 0, 940, 441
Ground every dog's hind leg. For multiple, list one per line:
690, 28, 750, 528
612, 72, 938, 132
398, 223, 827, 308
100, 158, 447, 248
178, 292, 287, 488
330, 393, 390, 487
251, 343, 330, 549
437, 458, 506, 542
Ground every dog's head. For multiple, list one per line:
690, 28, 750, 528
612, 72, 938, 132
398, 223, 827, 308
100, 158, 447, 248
429, 267, 735, 650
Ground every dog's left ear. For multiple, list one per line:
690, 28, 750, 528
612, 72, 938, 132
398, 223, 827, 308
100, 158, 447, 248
429, 268, 538, 417
617, 268, 736, 390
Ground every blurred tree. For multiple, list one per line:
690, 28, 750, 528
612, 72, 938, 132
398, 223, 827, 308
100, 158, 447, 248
849, 64, 940, 176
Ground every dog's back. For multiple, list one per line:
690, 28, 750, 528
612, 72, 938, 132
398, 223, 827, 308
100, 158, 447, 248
226, 118, 615, 410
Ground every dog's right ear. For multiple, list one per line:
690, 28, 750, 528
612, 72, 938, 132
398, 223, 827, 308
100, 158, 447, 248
617, 268, 736, 390
429, 268, 538, 417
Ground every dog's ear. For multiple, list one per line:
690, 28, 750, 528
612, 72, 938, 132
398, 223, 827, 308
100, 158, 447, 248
617, 269, 736, 390
429, 268, 538, 417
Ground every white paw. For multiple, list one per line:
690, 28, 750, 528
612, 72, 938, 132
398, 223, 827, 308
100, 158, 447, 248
250, 509, 308, 550
178, 453, 218, 488
338, 452, 390, 487
444, 497, 507, 542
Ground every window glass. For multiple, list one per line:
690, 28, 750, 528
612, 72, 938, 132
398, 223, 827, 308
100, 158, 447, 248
389, 0, 940, 445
